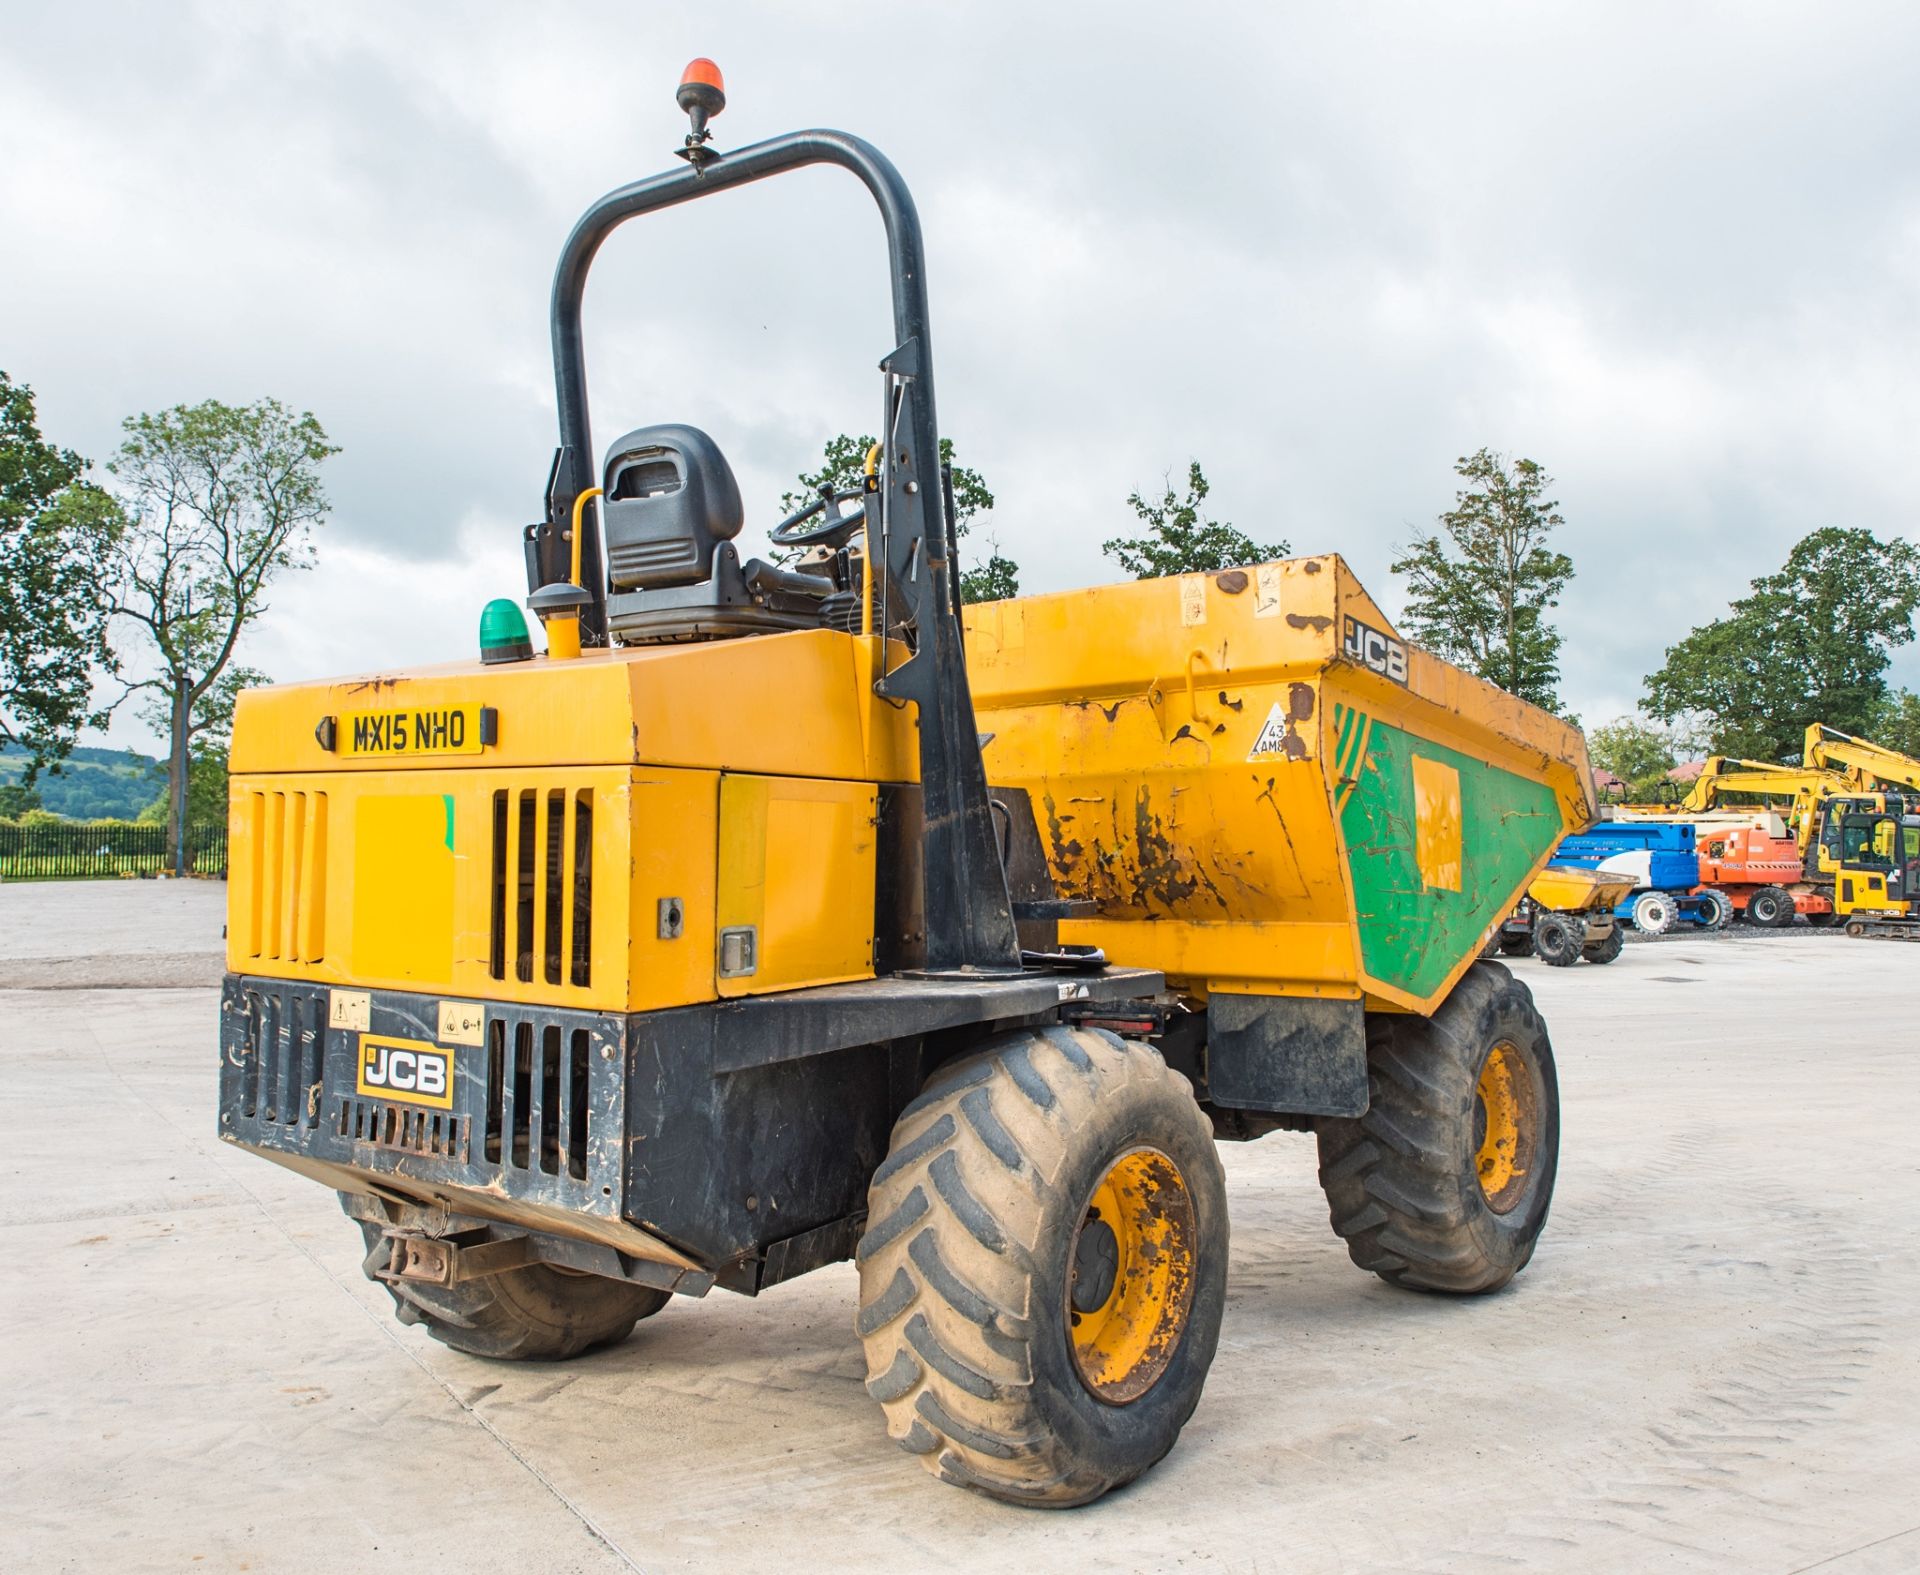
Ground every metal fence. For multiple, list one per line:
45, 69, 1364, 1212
0, 821, 229, 880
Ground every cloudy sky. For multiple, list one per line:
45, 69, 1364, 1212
6, 1, 1919, 754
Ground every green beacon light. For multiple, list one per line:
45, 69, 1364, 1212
479, 597, 534, 664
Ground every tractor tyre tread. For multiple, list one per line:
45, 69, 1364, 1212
354, 1219, 668, 1361
1632, 891, 1676, 935
1316, 962, 1559, 1296
856, 1027, 1226, 1509
1533, 914, 1579, 967
1749, 886, 1795, 928
1697, 891, 1733, 931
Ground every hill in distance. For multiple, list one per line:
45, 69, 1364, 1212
0, 742, 165, 821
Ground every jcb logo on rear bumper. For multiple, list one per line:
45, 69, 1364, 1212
356, 1034, 454, 1109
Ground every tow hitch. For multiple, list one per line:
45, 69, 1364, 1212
376, 1229, 537, 1288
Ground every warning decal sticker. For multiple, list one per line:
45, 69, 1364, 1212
1249, 703, 1292, 759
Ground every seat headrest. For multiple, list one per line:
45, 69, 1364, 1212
600, 424, 743, 591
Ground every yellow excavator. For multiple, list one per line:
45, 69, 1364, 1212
1676, 730, 1919, 932
1803, 722, 1920, 795
1799, 726, 1920, 932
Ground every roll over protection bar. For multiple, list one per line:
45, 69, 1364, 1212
534, 128, 1020, 973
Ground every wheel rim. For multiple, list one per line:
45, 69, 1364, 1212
1473, 1041, 1539, 1214
1067, 1146, 1197, 1404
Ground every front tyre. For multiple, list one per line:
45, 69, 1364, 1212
856, 1027, 1228, 1508
1696, 890, 1732, 930
1317, 962, 1559, 1294
1532, 913, 1580, 966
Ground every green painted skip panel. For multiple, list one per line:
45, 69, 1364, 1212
1335, 703, 1560, 1000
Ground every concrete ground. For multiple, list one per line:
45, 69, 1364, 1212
2, 881, 1917, 1574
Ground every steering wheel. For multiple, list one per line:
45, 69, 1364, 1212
771, 485, 869, 547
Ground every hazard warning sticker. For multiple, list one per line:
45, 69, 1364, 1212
1254, 563, 1283, 618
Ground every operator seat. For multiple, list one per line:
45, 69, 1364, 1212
600, 423, 829, 645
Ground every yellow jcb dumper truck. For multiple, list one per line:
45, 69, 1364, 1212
219, 65, 1596, 1507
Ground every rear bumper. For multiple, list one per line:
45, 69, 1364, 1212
216, 974, 691, 1267
218, 963, 1164, 1291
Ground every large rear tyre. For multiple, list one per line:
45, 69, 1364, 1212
1497, 932, 1535, 958
354, 1218, 668, 1361
1748, 886, 1796, 928
1316, 962, 1559, 1294
856, 1026, 1228, 1508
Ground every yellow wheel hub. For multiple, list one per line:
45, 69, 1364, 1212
1067, 1147, 1196, 1404
1474, 1041, 1537, 1213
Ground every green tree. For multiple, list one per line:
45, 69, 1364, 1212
1391, 450, 1573, 711
107, 399, 335, 873
0, 371, 124, 777
1103, 462, 1286, 580
134, 665, 262, 831
1643, 527, 1920, 761
780, 434, 995, 537
1587, 715, 1680, 800
137, 747, 230, 825
959, 542, 1020, 604
0, 780, 41, 818
781, 432, 1016, 604
1874, 688, 1920, 758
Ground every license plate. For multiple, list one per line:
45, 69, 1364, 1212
356, 1033, 455, 1109
343, 704, 487, 758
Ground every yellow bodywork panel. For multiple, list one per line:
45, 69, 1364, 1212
228, 629, 910, 1015
235, 785, 330, 964
231, 767, 635, 1011
228, 629, 915, 781
627, 770, 720, 1012
1411, 755, 1464, 893
716, 774, 878, 996
966, 554, 1596, 1015
351, 794, 457, 984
